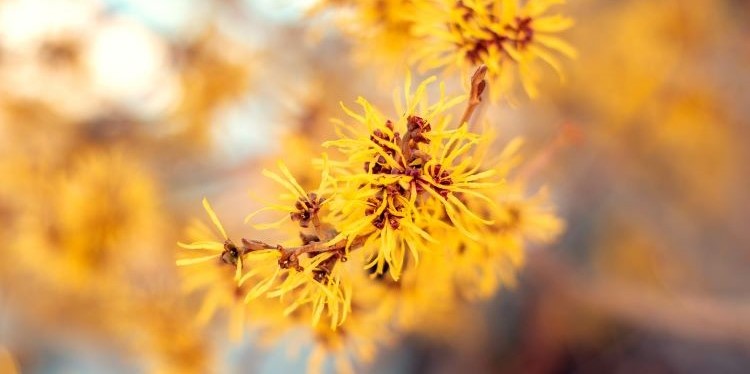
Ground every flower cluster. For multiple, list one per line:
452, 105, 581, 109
177, 2, 573, 371
177, 66, 564, 371
320, 0, 576, 100
411, 0, 576, 99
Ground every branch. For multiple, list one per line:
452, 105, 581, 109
459, 65, 488, 129
239, 235, 367, 272
528, 251, 750, 345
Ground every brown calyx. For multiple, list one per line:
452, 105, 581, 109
361, 115, 436, 230
220, 239, 241, 266
365, 186, 405, 230
424, 163, 453, 198
364, 120, 399, 174
312, 250, 347, 284
291, 192, 325, 228
277, 244, 304, 272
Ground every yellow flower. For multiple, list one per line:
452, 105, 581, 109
225, 245, 353, 331
177, 198, 245, 280
259, 251, 352, 330
496, 184, 565, 244
410, 0, 577, 100
177, 69, 565, 350
363, 136, 565, 337
322, 75, 498, 280
179, 167, 353, 331
129, 298, 214, 374
434, 185, 564, 301
245, 157, 335, 240
240, 160, 354, 330
303, 271, 394, 374
177, 198, 262, 339
261, 255, 395, 374
9, 151, 163, 290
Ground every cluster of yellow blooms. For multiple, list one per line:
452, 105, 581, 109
178, 0, 572, 372
323, 0, 575, 100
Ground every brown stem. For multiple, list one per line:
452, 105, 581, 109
285, 235, 366, 257
240, 235, 368, 271
458, 65, 488, 130
528, 251, 750, 345
400, 133, 413, 165
444, 65, 488, 160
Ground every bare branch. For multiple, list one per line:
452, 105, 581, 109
458, 65, 488, 129
239, 235, 367, 272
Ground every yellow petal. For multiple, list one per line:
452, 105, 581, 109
534, 34, 578, 59
176, 253, 220, 266
533, 15, 574, 32
202, 197, 228, 240
177, 241, 224, 251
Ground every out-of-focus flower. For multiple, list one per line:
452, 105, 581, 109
310, 0, 417, 75
301, 261, 394, 374
124, 296, 214, 374
411, 0, 576, 100
546, 0, 741, 221
178, 198, 243, 277
171, 30, 253, 143
252, 255, 395, 374
11, 150, 163, 290
382, 136, 564, 334
177, 200, 251, 339
0, 146, 211, 370
316, 0, 575, 98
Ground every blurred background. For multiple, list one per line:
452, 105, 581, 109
0, 0, 749, 373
